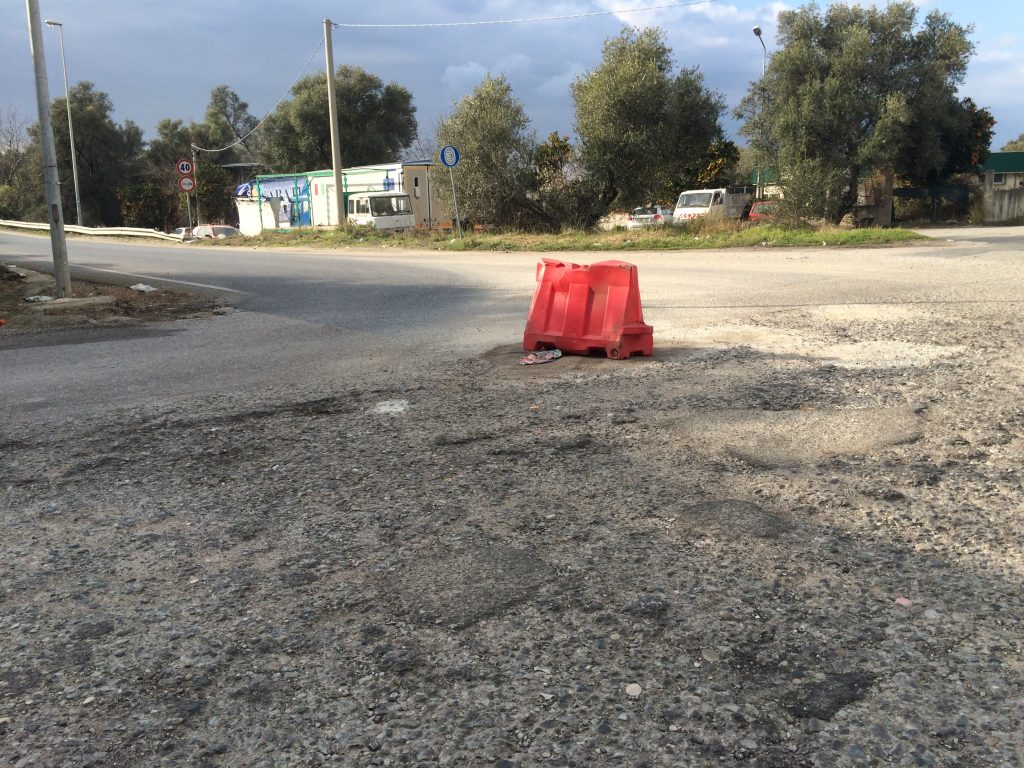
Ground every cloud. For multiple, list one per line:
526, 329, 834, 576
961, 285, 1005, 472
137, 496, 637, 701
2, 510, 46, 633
536, 62, 588, 97
496, 53, 534, 75
441, 61, 489, 96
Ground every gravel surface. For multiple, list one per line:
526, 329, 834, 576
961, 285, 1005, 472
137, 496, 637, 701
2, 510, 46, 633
2, 277, 1023, 766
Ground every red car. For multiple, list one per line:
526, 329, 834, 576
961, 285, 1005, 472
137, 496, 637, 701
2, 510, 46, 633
747, 200, 778, 223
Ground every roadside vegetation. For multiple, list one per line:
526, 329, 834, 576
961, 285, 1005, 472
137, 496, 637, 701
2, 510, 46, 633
239, 220, 926, 252
1, 2, 1000, 234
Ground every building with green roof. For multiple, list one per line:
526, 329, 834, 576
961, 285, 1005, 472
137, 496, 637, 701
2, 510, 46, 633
978, 152, 1024, 190
978, 152, 1024, 222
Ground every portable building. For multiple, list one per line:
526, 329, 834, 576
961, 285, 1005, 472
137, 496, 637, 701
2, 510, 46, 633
236, 162, 441, 234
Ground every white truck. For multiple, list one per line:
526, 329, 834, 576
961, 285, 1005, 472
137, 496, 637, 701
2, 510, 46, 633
345, 191, 416, 232
672, 188, 750, 222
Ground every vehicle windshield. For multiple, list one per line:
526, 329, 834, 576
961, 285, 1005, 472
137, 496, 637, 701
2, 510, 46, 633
369, 196, 412, 216
676, 193, 713, 208
632, 207, 658, 216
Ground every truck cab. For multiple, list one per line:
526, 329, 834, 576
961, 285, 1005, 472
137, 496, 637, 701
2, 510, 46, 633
346, 191, 415, 231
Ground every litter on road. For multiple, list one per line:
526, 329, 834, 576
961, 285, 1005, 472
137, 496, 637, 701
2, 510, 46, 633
518, 349, 563, 365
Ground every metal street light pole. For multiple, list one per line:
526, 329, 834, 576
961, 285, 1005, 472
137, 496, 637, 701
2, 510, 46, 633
753, 26, 768, 200
44, 19, 83, 227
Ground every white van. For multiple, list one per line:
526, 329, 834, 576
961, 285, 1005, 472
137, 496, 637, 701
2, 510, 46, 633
672, 188, 749, 222
346, 191, 415, 231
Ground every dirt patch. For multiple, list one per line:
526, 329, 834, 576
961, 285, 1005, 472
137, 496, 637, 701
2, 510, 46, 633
0, 264, 228, 333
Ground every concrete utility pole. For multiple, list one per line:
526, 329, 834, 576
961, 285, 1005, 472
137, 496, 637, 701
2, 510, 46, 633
26, 0, 72, 297
324, 19, 346, 225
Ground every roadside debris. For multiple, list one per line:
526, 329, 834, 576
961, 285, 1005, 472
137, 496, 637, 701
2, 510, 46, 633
518, 349, 562, 365
130, 283, 158, 293
24, 295, 54, 303
372, 399, 410, 414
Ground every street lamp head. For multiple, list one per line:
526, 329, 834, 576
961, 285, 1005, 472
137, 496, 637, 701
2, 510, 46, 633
45, 19, 62, 27
753, 26, 762, 38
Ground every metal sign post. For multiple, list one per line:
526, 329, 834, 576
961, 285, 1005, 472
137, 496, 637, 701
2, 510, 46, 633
176, 157, 196, 229
439, 145, 462, 238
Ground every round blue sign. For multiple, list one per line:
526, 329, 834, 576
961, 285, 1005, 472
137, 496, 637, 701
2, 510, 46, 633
439, 145, 460, 168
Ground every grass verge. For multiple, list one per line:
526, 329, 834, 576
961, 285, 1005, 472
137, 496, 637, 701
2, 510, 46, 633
238, 221, 928, 252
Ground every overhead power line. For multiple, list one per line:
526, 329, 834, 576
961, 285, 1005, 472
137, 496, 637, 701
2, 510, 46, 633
192, 39, 324, 154
333, 1, 714, 29
192, 1, 716, 154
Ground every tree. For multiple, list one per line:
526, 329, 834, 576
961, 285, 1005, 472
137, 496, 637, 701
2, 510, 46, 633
146, 118, 193, 172
435, 80, 603, 232
119, 181, 177, 230
1002, 132, 1024, 152
42, 82, 144, 225
532, 131, 606, 230
737, 2, 986, 223
572, 28, 730, 209
145, 87, 260, 227
193, 158, 232, 224
695, 140, 741, 188
925, 97, 995, 178
201, 85, 260, 163
260, 67, 416, 173
435, 74, 539, 229
0, 107, 42, 220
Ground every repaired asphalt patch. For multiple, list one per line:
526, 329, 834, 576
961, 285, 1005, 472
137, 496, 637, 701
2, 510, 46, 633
686, 406, 923, 467
391, 543, 554, 628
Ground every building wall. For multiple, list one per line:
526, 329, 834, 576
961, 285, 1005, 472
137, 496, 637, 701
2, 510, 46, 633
992, 171, 1023, 190
236, 197, 282, 236
982, 171, 1024, 222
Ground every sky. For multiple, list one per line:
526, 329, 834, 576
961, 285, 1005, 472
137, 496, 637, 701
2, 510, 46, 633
2, 0, 1023, 162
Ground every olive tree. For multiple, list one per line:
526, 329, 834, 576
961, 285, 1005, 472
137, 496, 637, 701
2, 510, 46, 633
260, 67, 417, 173
737, 2, 988, 223
435, 74, 539, 229
572, 27, 730, 209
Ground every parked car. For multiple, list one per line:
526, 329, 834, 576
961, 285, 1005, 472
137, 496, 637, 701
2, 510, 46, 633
747, 200, 779, 224
192, 225, 241, 239
172, 227, 193, 240
625, 205, 674, 229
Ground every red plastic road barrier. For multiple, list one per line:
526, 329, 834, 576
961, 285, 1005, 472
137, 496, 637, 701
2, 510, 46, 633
523, 258, 654, 359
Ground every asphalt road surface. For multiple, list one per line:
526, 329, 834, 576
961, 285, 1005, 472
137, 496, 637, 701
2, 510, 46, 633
2, 227, 1021, 430
1, 226, 1022, 767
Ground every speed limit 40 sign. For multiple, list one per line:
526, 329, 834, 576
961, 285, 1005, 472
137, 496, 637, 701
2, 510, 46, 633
176, 158, 194, 175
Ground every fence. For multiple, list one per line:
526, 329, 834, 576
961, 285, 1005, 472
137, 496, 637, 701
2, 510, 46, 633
0, 219, 182, 242
983, 188, 1024, 223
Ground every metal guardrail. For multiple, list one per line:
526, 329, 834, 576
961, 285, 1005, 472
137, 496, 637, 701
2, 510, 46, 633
0, 219, 184, 242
